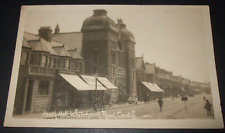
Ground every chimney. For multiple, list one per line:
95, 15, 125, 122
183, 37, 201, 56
38, 26, 52, 42
93, 9, 107, 16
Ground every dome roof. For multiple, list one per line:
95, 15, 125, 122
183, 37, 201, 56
117, 19, 135, 42
81, 9, 117, 32
120, 28, 135, 40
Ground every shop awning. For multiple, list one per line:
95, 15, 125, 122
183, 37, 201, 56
152, 83, 164, 92
142, 82, 158, 92
81, 75, 107, 90
97, 77, 117, 89
59, 73, 93, 91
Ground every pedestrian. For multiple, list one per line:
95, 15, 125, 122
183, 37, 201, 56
203, 96, 206, 101
135, 96, 138, 104
204, 99, 212, 117
106, 93, 111, 108
143, 94, 147, 104
101, 97, 105, 110
147, 94, 150, 104
128, 96, 133, 104
158, 98, 163, 112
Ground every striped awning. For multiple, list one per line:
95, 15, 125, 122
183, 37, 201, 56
81, 75, 107, 90
59, 73, 93, 91
98, 77, 117, 89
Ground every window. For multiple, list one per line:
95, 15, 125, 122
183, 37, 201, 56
118, 51, 124, 67
59, 59, 65, 68
79, 62, 83, 72
53, 58, 57, 67
20, 51, 29, 65
41, 55, 48, 66
38, 81, 50, 95
112, 67, 116, 77
111, 51, 116, 65
65, 60, 70, 70
74, 61, 78, 69
131, 58, 135, 69
92, 51, 98, 64
48, 57, 52, 67
30, 54, 40, 65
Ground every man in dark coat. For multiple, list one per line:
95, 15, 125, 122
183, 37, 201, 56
158, 98, 163, 112
204, 99, 212, 116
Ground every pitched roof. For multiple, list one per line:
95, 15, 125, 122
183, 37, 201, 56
145, 63, 156, 74
24, 32, 40, 41
52, 32, 82, 54
22, 37, 31, 48
68, 50, 83, 59
28, 40, 49, 53
53, 45, 71, 57
40, 39, 59, 55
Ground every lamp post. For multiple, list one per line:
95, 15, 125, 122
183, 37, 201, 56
94, 73, 98, 111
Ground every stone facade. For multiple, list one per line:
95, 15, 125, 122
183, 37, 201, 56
81, 9, 137, 101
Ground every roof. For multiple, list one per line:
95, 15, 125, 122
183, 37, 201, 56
145, 63, 156, 74
81, 9, 118, 32
53, 45, 71, 57
52, 32, 82, 55
120, 28, 135, 42
22, 37, 31, 48
68, 50, 83, 59
23, 31, 84, 59
24, 32, 40, 41
28, 40, 49, 53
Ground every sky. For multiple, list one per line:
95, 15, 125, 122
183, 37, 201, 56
23, 5, 213, 82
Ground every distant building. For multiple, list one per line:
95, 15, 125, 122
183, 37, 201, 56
136, 56, 146, 100
145, 63, 158, 83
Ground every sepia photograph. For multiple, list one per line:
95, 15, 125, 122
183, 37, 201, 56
3, 5, 224, 128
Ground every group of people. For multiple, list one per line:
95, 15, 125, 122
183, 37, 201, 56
93, 93, 112, 111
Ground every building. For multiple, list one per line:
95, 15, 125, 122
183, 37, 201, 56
136, 56, 146, 100
81, 9, 137, 101
145, 63, 158, 83
14, 9, 138, 114
14, 26, 85, 114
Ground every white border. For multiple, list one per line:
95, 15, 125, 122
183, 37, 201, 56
4, 5, 224, 128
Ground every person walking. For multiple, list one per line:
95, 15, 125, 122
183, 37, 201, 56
204, 99, 212, 117
158, 98, 163, 112
135, 96, 138, 104
147, 94, 150, 104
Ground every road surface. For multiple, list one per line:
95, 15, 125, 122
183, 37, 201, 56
103, 93, 214, 119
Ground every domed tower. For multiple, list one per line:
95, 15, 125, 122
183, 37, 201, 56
81, 9, 119, 87
117, 19, 137, 98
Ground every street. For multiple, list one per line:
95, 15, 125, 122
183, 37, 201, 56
102, 93, 213, 119
14, 93, 213, 119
